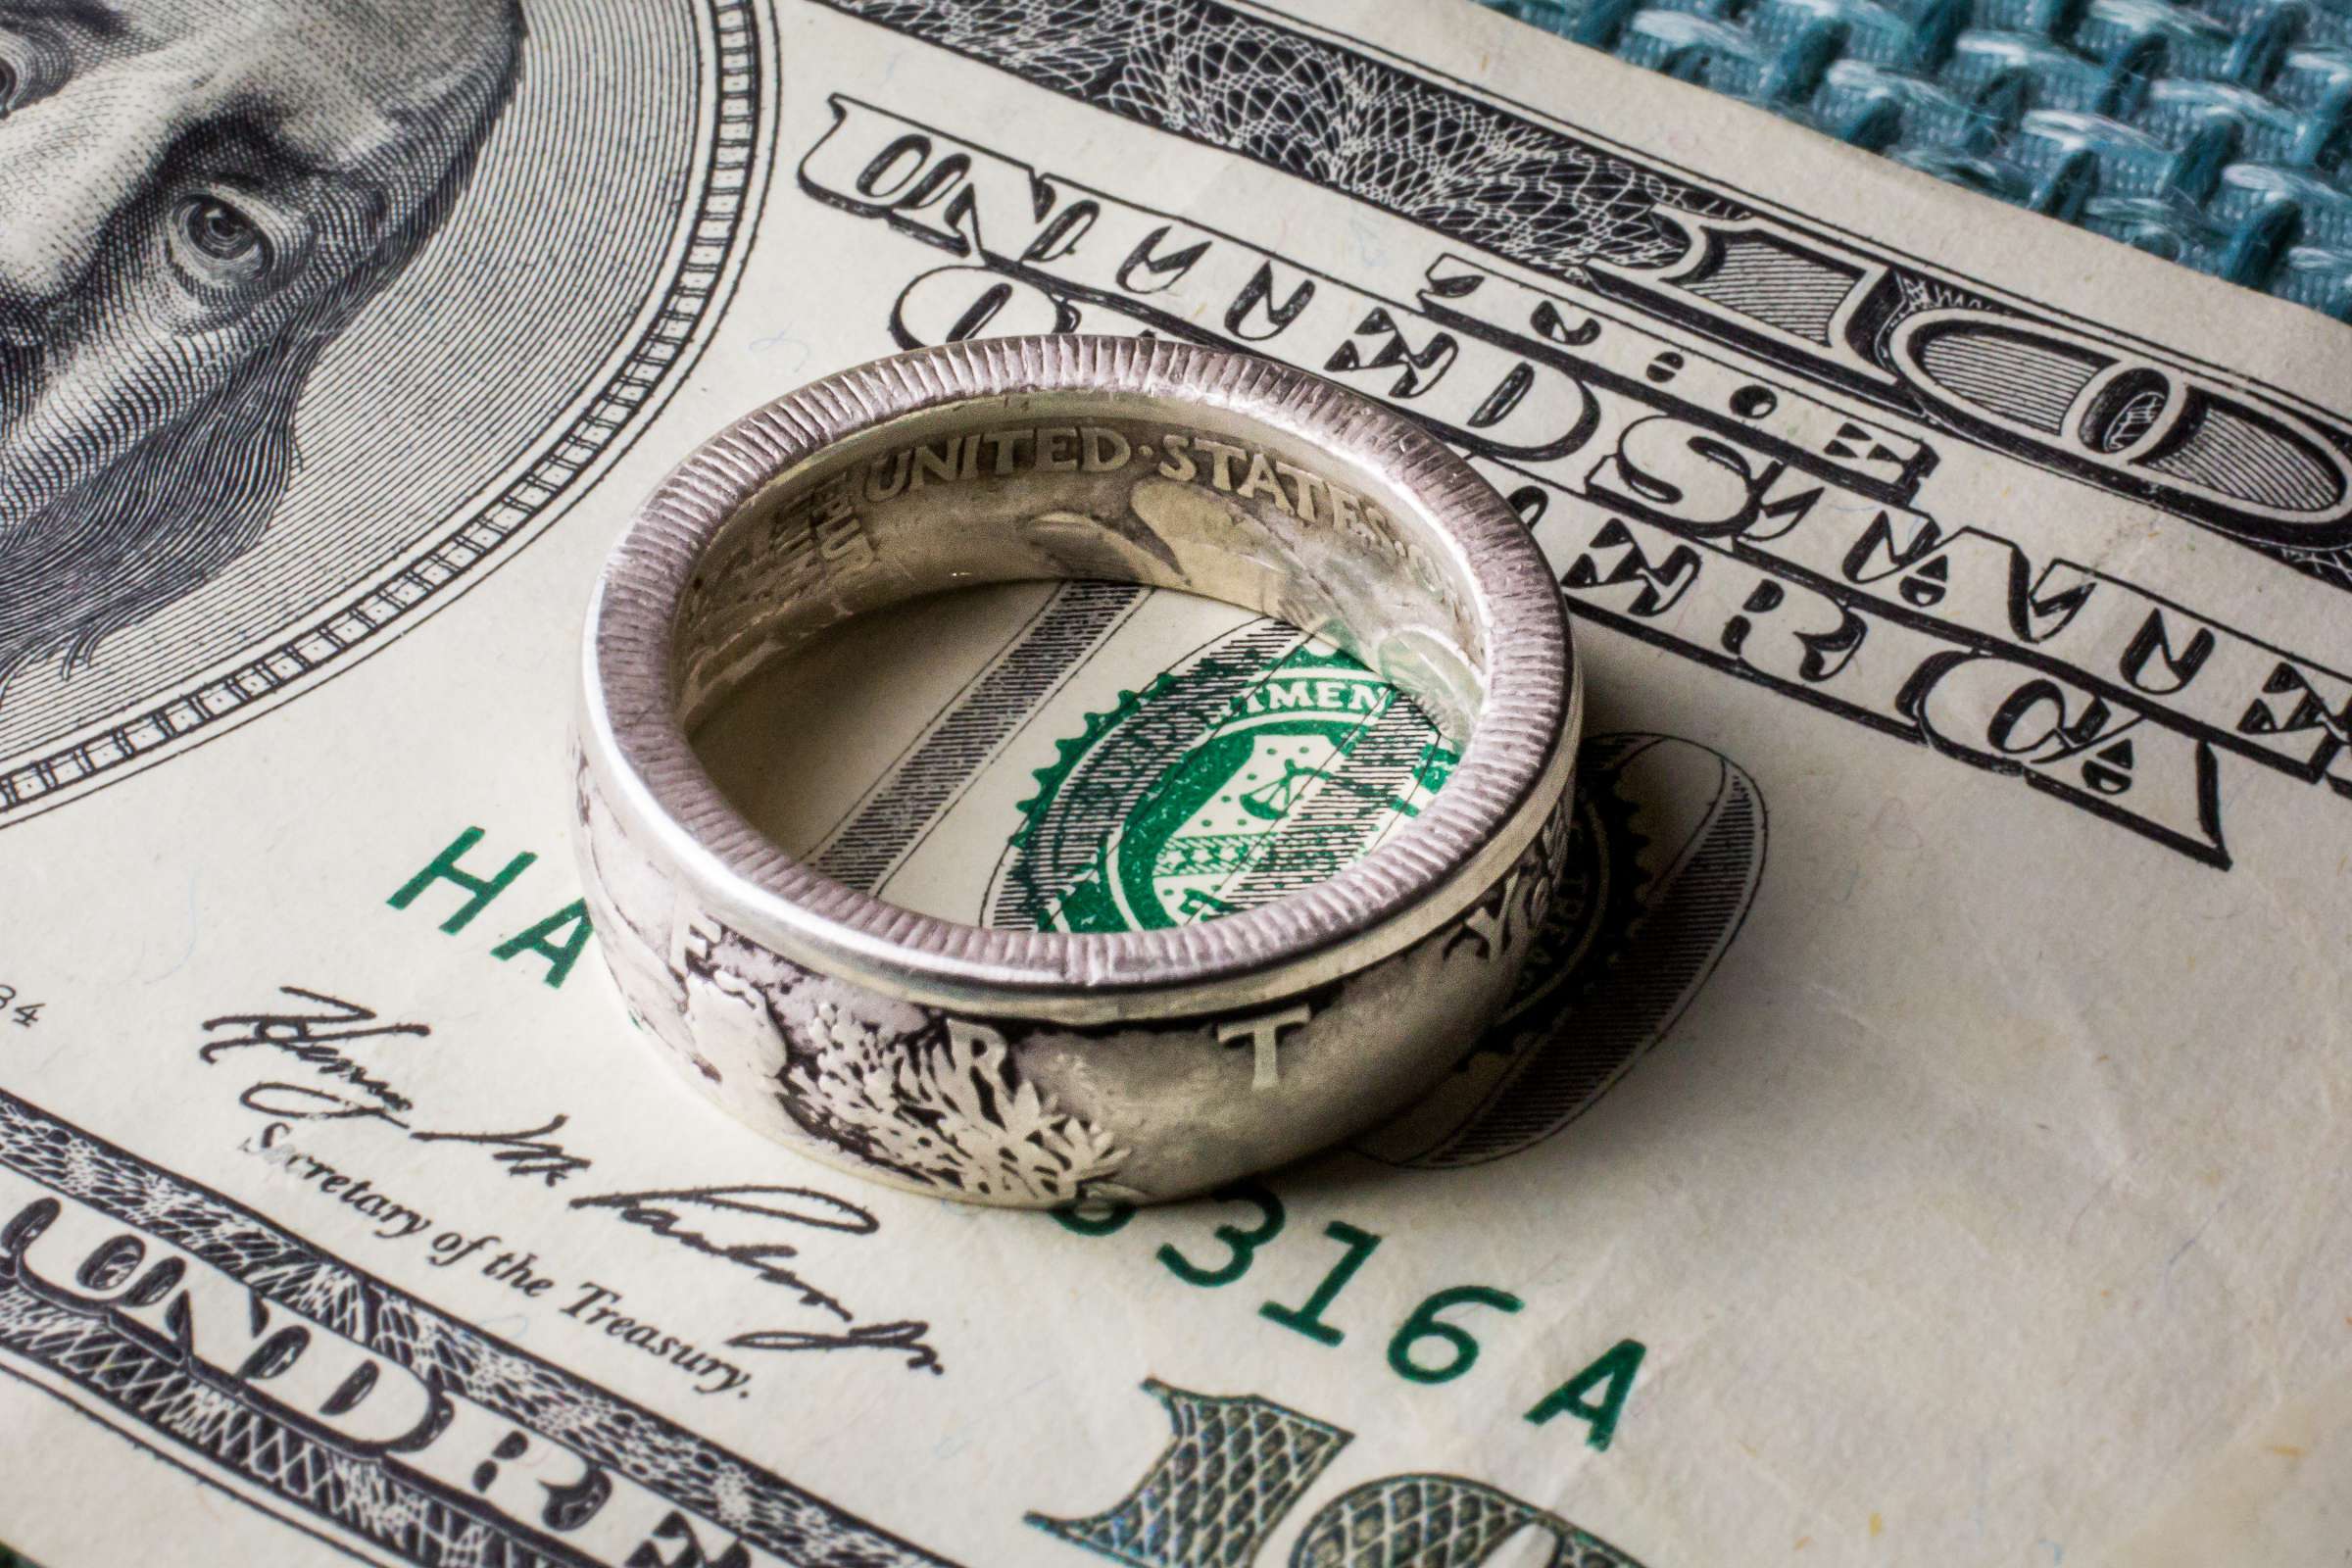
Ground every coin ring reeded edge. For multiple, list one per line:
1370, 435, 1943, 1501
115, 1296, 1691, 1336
572, 335, 1582, 1207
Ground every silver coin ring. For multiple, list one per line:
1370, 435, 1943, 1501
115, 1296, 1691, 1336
572, 336, 1581, 1206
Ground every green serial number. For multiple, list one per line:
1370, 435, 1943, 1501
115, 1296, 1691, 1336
1054, 1181, 1646, 1450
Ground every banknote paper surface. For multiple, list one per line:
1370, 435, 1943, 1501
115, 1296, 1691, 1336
4, 0, 2352, 1563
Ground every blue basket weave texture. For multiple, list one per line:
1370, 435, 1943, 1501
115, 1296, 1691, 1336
1478, 0, 2352, 318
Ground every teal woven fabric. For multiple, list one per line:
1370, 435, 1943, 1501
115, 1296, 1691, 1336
1476, 0, 2352, 318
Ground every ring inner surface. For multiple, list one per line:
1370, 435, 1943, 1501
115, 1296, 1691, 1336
668, 393, 1491, 750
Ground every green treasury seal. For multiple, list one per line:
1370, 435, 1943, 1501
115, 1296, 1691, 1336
989, 620, 1456, 933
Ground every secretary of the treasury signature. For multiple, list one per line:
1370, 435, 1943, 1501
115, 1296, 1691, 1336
201, 985, 945, 1374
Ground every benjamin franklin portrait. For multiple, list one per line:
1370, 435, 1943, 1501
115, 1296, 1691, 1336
0, 0, 523, 694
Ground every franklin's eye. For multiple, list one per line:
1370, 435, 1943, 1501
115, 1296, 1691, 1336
183, 198, 264, 264
0, 28, 69, 118
172, 195, 273, 288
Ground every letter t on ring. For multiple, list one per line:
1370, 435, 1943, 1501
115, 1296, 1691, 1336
1216, 1005, 1313, 1090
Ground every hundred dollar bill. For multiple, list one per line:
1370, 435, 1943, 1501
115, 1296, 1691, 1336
3, 1, 2351, 1565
